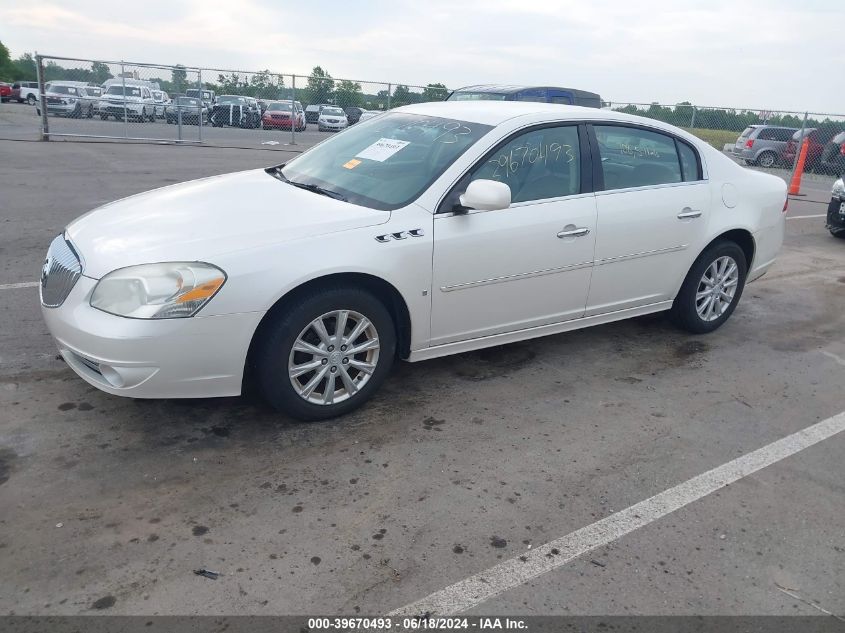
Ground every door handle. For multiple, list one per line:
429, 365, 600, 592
557, 227, 591, 238
677, 208, 702, 219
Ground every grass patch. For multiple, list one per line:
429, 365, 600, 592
682, 128, 740, 150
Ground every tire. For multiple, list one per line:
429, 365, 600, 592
670, 241, 748, 334
253, 286, 396, 421
87, 105, 94, 118
27, 95, 36, 106
100, 113, 109, 120
755, 151, 777, 168
830, 229, 845, 239
70, 104, 81, 119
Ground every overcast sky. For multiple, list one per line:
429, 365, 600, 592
2, 0, 843, 113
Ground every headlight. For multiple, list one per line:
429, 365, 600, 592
67, 98, 77, 103
90, 262, 226, 319
833, 178, 845, 199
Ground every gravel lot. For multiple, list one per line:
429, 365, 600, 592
0, 127, 843, 618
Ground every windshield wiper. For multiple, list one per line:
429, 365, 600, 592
267, 167, 348, 202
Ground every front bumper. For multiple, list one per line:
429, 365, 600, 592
46, 101, 79, 115
42, 276, 264, 399
99, 102, 144, 115
318, 121, 347, 130
827, 197, 845, 232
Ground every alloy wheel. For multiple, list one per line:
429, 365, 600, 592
695, 256, 739, 322
288, 310, 380, 405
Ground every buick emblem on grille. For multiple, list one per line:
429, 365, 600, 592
41, 254, 53, 288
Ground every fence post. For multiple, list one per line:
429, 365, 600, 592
290, 74, 296, 145
387, 83, 391, 110
121, 65, 128, 139
35, 52, 49, 141
197, 69, 203, 142
690, 106, 697, 129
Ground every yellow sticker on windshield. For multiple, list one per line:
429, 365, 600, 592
343, 159, 362, 169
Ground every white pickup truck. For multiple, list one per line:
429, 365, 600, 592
13, 81, 40, 105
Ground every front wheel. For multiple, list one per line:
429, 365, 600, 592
756, 151, 777, 168
670, 241, 747, 334
253, 287, 396, 421
27, 95, 36, 105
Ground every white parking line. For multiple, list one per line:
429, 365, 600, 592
0, 281, 38, 290
786, 214, 826, 220
390, 411, 845, 616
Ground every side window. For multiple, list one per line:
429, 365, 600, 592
757, 128, 777, 141
514, 89, 546, 103
595, 125, 682, 190
468, 125, 581, 204
676, 140, 702, 182
550, 95, 573, 105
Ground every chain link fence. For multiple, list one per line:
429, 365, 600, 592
27, 54, 451, 148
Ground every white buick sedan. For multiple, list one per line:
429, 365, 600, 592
40, 102, 786, 420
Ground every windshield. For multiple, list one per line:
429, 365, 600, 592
86, 87, 102, 96
218, 95, 246, 104
106, 86, 142, 97
49, 85, 80, 95
279, 113, 492, 211
321, 107, 344, 116
268, 102, 293, 111
449, 91, 508, 101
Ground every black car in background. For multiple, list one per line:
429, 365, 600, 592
827, 177, 845, 239
344, 106, 365, 124
820, 131, 845, 176
165, 96, 207, 125
210, 95, 261, 128
446, 84, 602, 108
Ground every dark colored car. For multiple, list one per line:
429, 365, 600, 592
783, 128, 841, 171
0, 82, 11, 102
164, 96, 206, 125
820, 131, 845, 176
210, 95, 261, 128
827, 178, 845, 239
447, 84, 602, 108
344, 106, 365, 124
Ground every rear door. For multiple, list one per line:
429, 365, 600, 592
586, 124, 711, 315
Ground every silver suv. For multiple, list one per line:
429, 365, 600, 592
732, 125, 797, 168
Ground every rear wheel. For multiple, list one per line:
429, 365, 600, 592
27, 95, 36, 105
830, 228, 845, 239
670, 241, 747, 334
756, 151, 777, 168
253, 287, 396, 421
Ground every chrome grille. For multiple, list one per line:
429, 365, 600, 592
40, 234, 82, 308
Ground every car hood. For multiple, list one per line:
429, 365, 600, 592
67, 169, 389, 279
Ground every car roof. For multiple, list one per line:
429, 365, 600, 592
398, 101, 686, 129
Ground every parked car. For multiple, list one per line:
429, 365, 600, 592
0, 82, 11, 102
447, 84, 602, 108
12, 81, 40, 104
731, 125, 797, 168
827, 177, 845, 239
164, 96, 206, 125
185, 88, 215, 110
97, 84, 157, 122
357, 110, 382, 123
152, 90, 171, 118
317, 106, 348, 132
261, 100, 306, 131
39, 102, 786, 420
210, 95, 261, 128
305, 103, 332, 124
344, 107, 366, 124
783, 128, 840, 172
35, 82, 98, 118
819, 131, 845, 176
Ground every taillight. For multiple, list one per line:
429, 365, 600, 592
840, 143, 845, 156
745, 139, 754, 149
783, 198, 789, 213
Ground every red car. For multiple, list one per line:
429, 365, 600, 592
261, 100, 306, 131
783, 128, 840, 172
0, 82, 12, 102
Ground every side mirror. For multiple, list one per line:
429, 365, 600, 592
457, 179, 511, 212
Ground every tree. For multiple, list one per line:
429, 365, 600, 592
304, 66, 334, 105
334, 79, 362, 107
90, 62, 112, 84
391, 84, 412, 107
172, 65, 187, 93
0, 41, 14, 81
11, 53, 36, 80
422, 83, 448, 102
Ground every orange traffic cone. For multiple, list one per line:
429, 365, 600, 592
788, 138, 809, 196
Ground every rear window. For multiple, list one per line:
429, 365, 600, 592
739, 127, 755, 138
449, 91, 508, 101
